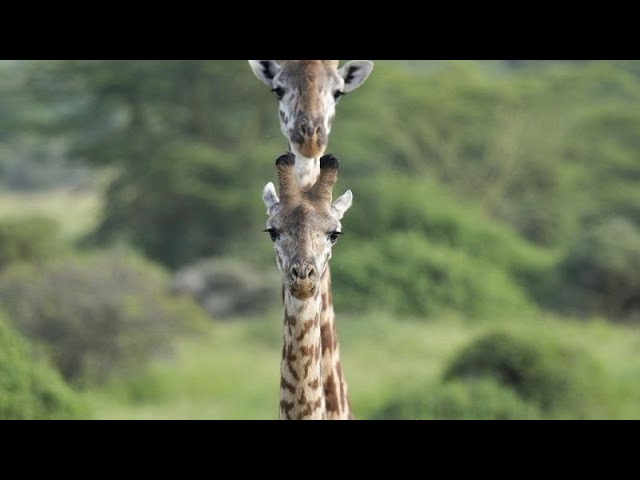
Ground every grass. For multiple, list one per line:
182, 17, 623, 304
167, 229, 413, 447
87, 311, 640, 420
0, 188, 100, 242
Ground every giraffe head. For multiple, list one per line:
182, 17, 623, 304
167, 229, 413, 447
249, 60, 373, 188
263, 152, 352, 300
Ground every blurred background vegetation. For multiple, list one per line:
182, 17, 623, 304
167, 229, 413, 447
0, 60, 639, 419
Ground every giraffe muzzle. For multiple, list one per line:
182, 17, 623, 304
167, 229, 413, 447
291, 119, 327, 158
287, 261, 318, 299
290, 262, 316, 281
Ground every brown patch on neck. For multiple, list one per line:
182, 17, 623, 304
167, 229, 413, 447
336, 361, 347, 411
286, 359, 299, 382
286, 343, 297, 363
302, 358, 312, 379
280, 399, 294, 415
295, 319, 314, 342
285, 313, 296, 327
298, 398, 323, 419
324, 372, 341, 415
299, 344, 315, 357
320, 322, 334, 355
280, 376, 295, 394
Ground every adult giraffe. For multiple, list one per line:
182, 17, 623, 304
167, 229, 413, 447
249, 60, 373, 419
248, 60, 373, 189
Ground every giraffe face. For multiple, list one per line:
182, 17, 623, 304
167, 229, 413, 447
262, 153, 352, 300
249, 60, 374, 160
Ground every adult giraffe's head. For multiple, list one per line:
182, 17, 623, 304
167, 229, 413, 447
249, 60, 373, 189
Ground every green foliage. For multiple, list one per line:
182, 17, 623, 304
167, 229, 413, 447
0, 216, 63, 271
548, 217, 640, 319
345, 174, 554, 291
330, 60, 640, 247
15, 60, 285, 268
0, 249, 209, 384
170, 257, 281, 319
89, 141, 270, 268
8, 60, 639, 276
332, 231, 533, 318
443, 329, 609, 417
372, 379, 541, 420
0, 311, 89, 419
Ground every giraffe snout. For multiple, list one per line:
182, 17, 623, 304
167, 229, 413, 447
291, 117, 327, 158
287, 260, 318, 300
298, 121, 325, 139
290, 262, 316, 281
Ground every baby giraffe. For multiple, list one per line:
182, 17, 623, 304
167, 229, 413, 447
262, 152, 352, 420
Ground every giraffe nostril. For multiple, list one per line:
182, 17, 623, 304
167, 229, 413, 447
314, 125, 322, 136
307, 265, 316, 279
299, 123, 307, 136
291, 263, 316, 280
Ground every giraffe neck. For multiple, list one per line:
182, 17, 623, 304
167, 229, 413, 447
280, 288, 326, 420
319, 267, 353, 419
288, 143, 320, 191
284, 142, 352, 419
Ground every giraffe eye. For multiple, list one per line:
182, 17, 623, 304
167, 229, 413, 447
264, 228, 280, 242
272, 87, 285, 100
329, 231, 342, 244
333, 90, 344, 101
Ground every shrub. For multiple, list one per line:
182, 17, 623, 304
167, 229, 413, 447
88, 141, 274, 269
0, 311, 89, 419
372, 379, 540, 420
549, 217, 640, 319
0, 249, 209, 384
345, 175, 552, 277
443, 329, 609, 417
331, 231, 533, 318
170, 257, 280, 319
0, 216, 63, 271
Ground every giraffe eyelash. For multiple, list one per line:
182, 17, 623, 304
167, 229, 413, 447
271, 87, 285, 100
264, 228, 280, 242
328, 231, 343, 244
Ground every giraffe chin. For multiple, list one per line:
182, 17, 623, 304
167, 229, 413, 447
287, 283, 318, 300
295, 141, 326, 159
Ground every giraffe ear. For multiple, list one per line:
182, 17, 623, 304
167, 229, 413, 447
332, 190, 353, 220
248, 60, 281, 88
262, 182, 280, 216
339, 61, 374, 93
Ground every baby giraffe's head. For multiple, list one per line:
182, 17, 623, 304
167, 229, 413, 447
263, 153, 352, 300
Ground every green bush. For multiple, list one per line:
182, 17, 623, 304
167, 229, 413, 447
549, 217, 640, 319
89, 141, 274, 269
170, 257, 280, 319
0, 216, 63, 271
0, 311, 89, 419
346, 175, 552, 278
372, 379, 540, 420
331, 231, 533, 318
0, 249, 209, 384
443, 329, 609, 417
